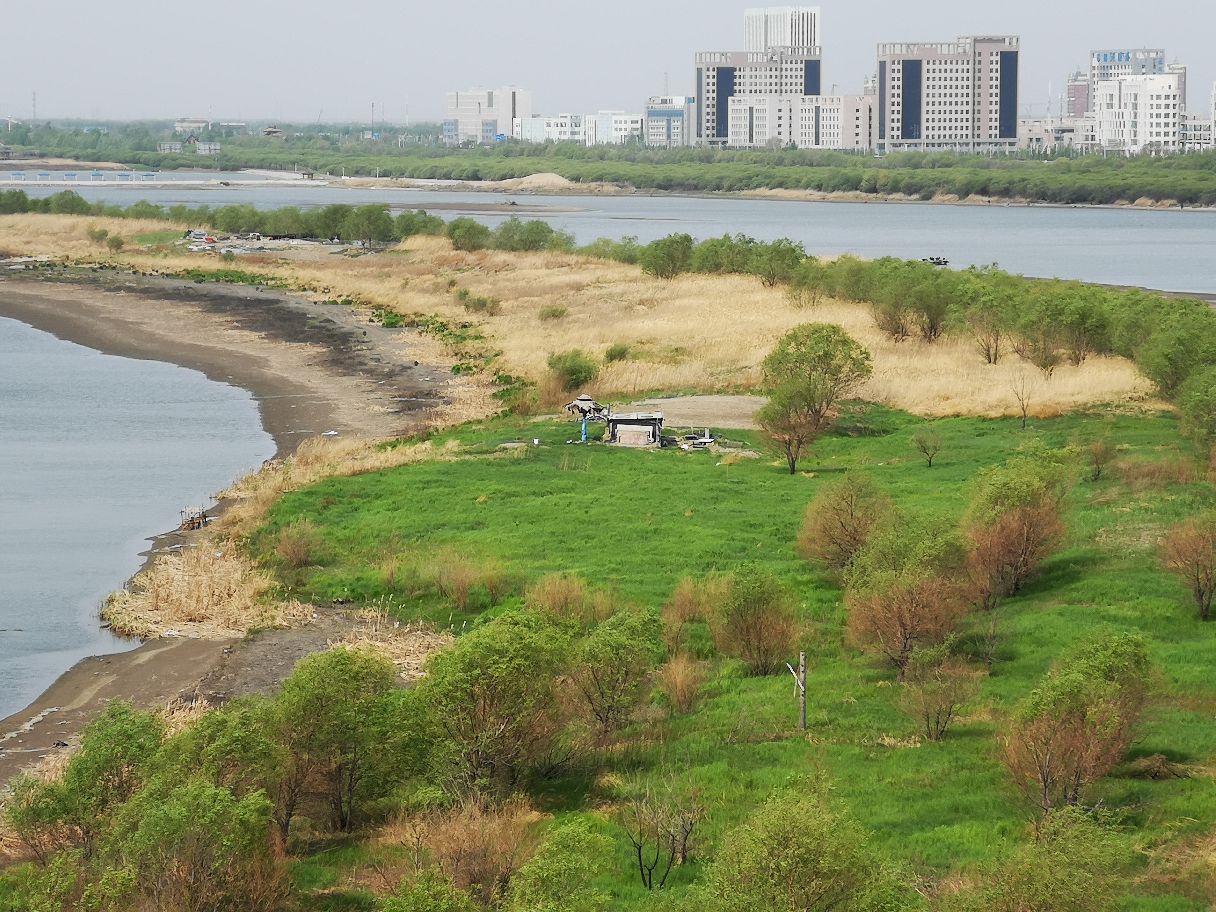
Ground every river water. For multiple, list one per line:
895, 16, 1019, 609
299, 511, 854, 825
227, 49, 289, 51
11, 171, 1216, 293
0, 315, 273, 721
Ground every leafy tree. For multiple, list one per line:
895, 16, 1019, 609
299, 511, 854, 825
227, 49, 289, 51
272, 647, 399, 836
396, 209, 445, 238
845, 516, 968, 678
899, 645, 980, 741
690, 782, 912, 912
1161, 515, 1216, 620
1002, 632, 1152, 813
418, 610, 570, 796
503, 818, 611, 912
571, 608, 664, 734
1177, 365, 1216, 447
339, 204, 395, 246
712, 563, 797, 676
639, 233, 694, 280
761, 323, 873, 432
1137, 308, 1216, 395
797, 472, 892, 572
757, 385, 820, 475
446, 217, 494, 252
911, 427, 943, 467
106, 778, 284, 912
747, 238, 806, 287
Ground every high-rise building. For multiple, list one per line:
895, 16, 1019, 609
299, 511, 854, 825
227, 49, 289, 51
443, 87, 532, 145
644, 96, 697, 148
744, 6, 820, 53
1166, 62, 1187, 110
1066, 72, 1090, 117
876, 36, 1020, 153
728, 94, 875, 150
696, 48, 822, 144
1078, 72, 1184, 154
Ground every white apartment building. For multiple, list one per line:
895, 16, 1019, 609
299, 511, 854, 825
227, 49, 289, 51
443, 87, 532, 145
1080, 72, 1184, 154
876, 36, 1020, 153
581, 111, 644, 146
1017, 117, 1078, 152
696, 48, 823, 144
644, 96, 697, 147
728, 94, 875, 150
745, 6, 820, 52
1181, 113, 1214, 152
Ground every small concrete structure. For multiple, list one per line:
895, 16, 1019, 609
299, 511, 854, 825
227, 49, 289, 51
607, 413, 664, 448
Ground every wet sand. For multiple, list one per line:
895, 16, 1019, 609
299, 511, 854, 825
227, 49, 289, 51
0, 270, 449, 783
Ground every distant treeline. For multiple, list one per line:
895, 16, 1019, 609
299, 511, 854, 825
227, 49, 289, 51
5, 189, 1216, 436
10, 122, 1216, 204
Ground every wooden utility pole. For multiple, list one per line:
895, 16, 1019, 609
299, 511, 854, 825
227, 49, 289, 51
787, 652, 807, 731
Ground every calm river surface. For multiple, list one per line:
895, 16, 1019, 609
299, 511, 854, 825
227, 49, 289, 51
12, 171, 1216, 293
0, 315, 273, 720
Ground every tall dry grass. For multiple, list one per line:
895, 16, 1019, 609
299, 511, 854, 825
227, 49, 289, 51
102, 546, 311, 639
0, 214, 1156, 420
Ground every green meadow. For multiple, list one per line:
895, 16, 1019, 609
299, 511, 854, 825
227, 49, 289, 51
251, 406, 1216, 911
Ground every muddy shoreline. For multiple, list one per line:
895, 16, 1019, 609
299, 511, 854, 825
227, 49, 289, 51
0, 270, 449, 783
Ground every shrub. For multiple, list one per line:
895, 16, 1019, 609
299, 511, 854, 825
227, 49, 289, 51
392, 797, 540, 905
966, 500, 1065, 611
503, 818, 611, 912
946, 808, 1126, 912
86, 226, 109, 244
454, 288, 501, 315
1161, 515, 1216, 621
275, 519, 323, 569
797, 473, 891, 572
382, 870, 479, 912
538, 305, 568, 321
711, 564, 796, 676
546, 350, 599, 392
1178, 365, 1216, 447
638, 233, 694, 280
689, 782, 912, 912
431, 551, 513, 611
525, 573, 590, 622
1002, 632, 1151, 813
417, 611, 570, 795
1087, 438, 1114, 482
446, 217, 493, 252
571, 608, 664, 734
658, 654, 705, 715
105, 235, 125, 252
662, 575, 724, 652
899, 646, 980, 741
604, 342, 630, 363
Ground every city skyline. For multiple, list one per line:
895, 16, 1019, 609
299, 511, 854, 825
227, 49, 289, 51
0, 0, 1210, 122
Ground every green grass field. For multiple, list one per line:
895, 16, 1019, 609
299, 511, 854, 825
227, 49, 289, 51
251, 406, 1216, 911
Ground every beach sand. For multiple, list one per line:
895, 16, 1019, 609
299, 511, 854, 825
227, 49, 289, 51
0, 271, 452, 783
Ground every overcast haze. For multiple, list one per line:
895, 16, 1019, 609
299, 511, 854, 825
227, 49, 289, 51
2, 0, 1211, 123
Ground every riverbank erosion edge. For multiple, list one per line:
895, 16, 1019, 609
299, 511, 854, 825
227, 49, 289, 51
0, 272, 463, 784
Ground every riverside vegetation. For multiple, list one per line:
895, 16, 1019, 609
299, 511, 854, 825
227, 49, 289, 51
4, 201, 1216, 910
10, 120, 1216, 205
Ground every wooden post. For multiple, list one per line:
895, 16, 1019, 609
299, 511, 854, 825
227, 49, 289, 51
787, 652, 808, 732
798, 651, 807, 731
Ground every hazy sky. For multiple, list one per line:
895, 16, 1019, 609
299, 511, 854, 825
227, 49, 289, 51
2, 0, 1210, 123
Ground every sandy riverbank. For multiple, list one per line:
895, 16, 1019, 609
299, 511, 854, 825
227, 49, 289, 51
0, 271, 453, 783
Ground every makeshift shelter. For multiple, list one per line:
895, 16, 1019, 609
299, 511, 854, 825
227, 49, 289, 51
607, 413, 664, 448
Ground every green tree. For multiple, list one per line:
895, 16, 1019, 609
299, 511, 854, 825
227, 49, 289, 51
272, 647, 399, 836
757, 384, 821, 475
571, 608, 664, 734
504, 818, 612, 912
417, 610, 569, 796
761, 323, 873, 434
1177, 365, 1216, 447
713, 563, 797, 676
747, 238, 806, 287
547, 350, 599, 392
339, 204, 395, 246
690, 782, 912, 912
639, 233, 694, 280
446, 217, 494, 252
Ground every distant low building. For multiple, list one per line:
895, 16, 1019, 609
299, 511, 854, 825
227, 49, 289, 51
262, 126, 285, 139
728, 93, 875, 150
581, 111, 643, 145
444, 86, 532, 145
0, 144, 15, 160
157, 141, 183, 154
645, 96, 697, 148
196, 142, 222, 155
174, 117, 210, 134
1017, 117, 1078, 152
